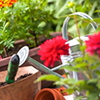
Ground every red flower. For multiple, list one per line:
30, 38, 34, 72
38, 36, 69, 67
85, 31, 100, 58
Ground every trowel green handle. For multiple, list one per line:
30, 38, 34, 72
6, 54, 20, 84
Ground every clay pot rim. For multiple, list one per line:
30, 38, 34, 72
34, 88, 57, 100
34, 88, 66, 100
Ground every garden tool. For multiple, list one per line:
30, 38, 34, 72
6, 54, 20, 84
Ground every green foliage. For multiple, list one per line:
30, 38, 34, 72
1, 0, 100, 57
35, 74, 60, 83
63, 87, 75, 95
56, 47, 100, 100
47, 0, 100, 37
54, 78, 77, 86
74, 96, 84, 100
0, 21, 15, 54
0, 0, 55, 56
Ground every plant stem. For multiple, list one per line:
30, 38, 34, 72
74, 15, 82, 46
98, 95, 100, 100
33, 32, 38, 47
83, 71, 90, 79
86, 65, 92, 79
4, 47, 8, 57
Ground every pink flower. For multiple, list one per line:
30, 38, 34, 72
85, 31, 100, 58
38, 36, 69, 67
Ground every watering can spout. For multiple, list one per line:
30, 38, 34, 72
5, 46, 69, 89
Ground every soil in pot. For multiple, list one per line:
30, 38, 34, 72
0, 73, 32, 87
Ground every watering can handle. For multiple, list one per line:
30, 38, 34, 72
62, 12, 98, 40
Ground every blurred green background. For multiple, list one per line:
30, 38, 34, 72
0, 0, 100, 56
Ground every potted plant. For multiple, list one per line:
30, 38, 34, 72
0, 0, 56, 58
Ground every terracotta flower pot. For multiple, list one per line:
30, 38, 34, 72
34, 88, 66, 100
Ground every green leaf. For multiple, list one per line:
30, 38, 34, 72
38, 21, 46, 28
90, 65, 97, 70
86, 91, 89, 96
93, 18, 100, 23
96, 83, 100, 89
74, 63, 87, 70
76, 80, 86, 87
94, 10, 100, 13
61, 66, 79, 72
95, 70, 100, 75
54, 78, 76, 86
82, 20, 89, 29
67, 79, 77, 85
80, 45, 86, 52
74, 57, 83, 63
87, 92, 98, 100
54, 79, 67, 86
87, 79, 98, 84
74, 96, 84, 100
65, 88, 74, 95
35, 74, 60, 83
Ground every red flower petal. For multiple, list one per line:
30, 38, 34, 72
38, 36, 69, 67
85, 31, 100, 58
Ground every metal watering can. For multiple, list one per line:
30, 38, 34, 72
5, 12, 98, 99
61, 12, 98, 81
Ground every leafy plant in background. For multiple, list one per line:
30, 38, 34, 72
12, 0, 55, 47
0, 0, 17, 56
0, 0, 55, 57
47, 0, 100, 37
